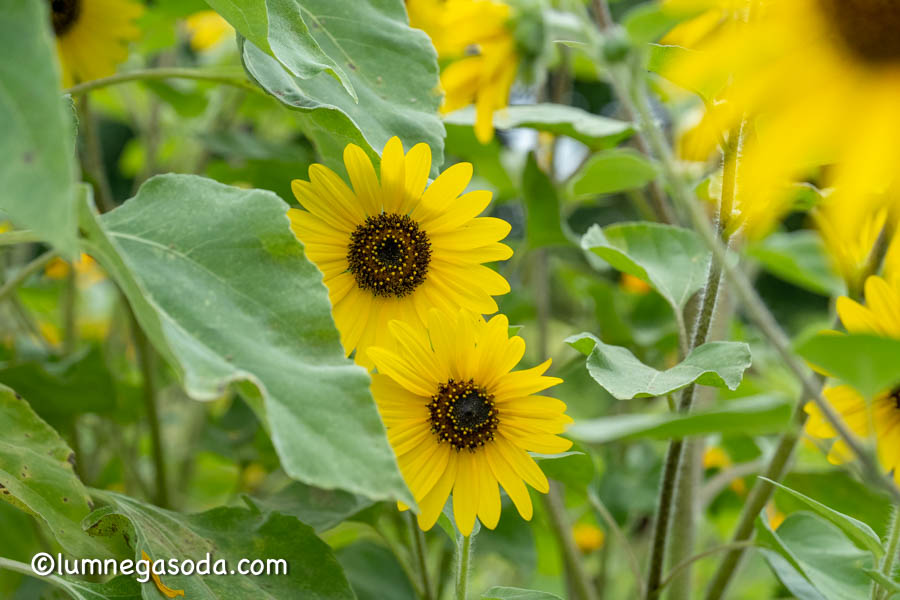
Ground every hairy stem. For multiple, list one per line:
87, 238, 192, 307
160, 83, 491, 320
408, 514, 434, 600
77, 96, 115, 213
873, 506, 900, 600
455, 532, 473, 600
65, 68, 266, 99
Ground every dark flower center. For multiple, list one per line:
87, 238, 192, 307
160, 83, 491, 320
347, 213, 431, 298
428, 379, 499, 452
819, 0, 900, 64
49, 0, 81, 36
890, 385, 900, 411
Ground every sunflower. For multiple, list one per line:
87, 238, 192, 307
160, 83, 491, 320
288, 137, 512, 369
368, 308, 572, 535
184, 10, 234, 52
662, 0, 900, 237
47, 0, 143, 87
805, 274, 900, 482
407, 0, 519, 143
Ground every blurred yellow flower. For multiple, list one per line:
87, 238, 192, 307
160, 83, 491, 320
288, 137, 512, 369
184, 10, 234, 52
702, 445, 745, 495
805, 275, 900, 480
663, 0, 900, 238
44, 253, 104, 286
369, 309, 572, 535
573, 523, 605, 553
765, 502, 785, 530
620, 273, 651, 294
408, 0, 518, 143
49, 0, 143, 86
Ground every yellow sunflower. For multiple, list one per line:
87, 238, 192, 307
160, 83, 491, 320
184, 10, 234, 52
368, 308, 572, 535
805, 274, 900, 481
663, 0, 900, 236
407, 0, 518, 143
288, 137, 512, 369
48, 0, 143, 87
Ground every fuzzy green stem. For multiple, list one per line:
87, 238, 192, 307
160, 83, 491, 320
0, 556, 71, 592
873, 506, 900, 600
455, 532, 473, 600
77, 96, 115, 213
128, 308, 169, 508
65, 68, 266, 99
409, 514, 434, 600
0, 250, 57, 303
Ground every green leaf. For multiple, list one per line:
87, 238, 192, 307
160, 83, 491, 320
0, 384, 114, 559
523, 154, 570, 248
581, 222, 710, 322
570, 149, 658, 197
0, 0, 77, 256
43, 575, 141, 600
337, 540, 418, 600
204, 0, 356, 100
86, 490, 355, 599
756, 512, 873, 600
445, 104, 633, 150
532, 449, 594, 488
567, 333, 751, 399
568, 395, 790, 444
78, 175, 411, 504
747, 231, 845, 297
795, 333, 900, 400
482, 587, 563, 600
762, 478, 883, 558
244, 481, 373, 533
623, 3, 692, 44
240, 0, 444, 176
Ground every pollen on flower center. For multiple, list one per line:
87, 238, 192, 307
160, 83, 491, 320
819, 0, 900, 64
428, 379, 500, 452
49, 0, 81, 36
347, 213, 431, 298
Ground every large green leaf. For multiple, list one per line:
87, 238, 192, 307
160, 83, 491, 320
205, 0, 356, 99
0, 0, 77, 256
522, 154, 570, 249
567, 333, 751, 399
756, 512, 872, 600
86, 490, 355, 599
532, 450, 594, 488
568, 395, 790, 444
747, 231, 845, 297
337, 540, 418, 600
570, 149, 658, 197
240, 0, 444, 175
38, 575, 141, 600
796, 333, 900, 400
581, 223, 711, 331
763, 478, 883, 559
445, 104, 633, 150
482, 587, 563, 600
78, 175, 411, 504
244, 481, 374, 533
0, 385, 114, 558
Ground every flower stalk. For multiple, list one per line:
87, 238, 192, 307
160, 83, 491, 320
873, 506, 900, 600
455, 532, 473, 600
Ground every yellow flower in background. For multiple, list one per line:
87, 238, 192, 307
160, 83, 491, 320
663, 0, 900, 238
805, 275, 900, 480
184, 10, 234, 52
48, 0, 143, 87
368, 309, 572, 535
765, 502, 785, 530
573, 523, 605, 553
620, 273, 651, 294
408, 0, 518, 143
288, 137, 512, 369
815, 197, 897, 294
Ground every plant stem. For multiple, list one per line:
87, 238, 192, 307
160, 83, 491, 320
65, 68, 267, 98
127, 307, 169, 508
659, 542, 756, 592
544, 483, 599, 600
77, 96, 115, 213
588, 490, 644, 598
455, 532, 473, 600
873, 506, 900, 600
408, 513, 434, 600
0, 250, 57, 303
62, 267, 77, 354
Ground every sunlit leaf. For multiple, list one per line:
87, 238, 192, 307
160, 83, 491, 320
795, 333, 900, 399
747, 231, 845, 297
570, 149, 658, 197
244, 481, 374, 533
523, 154, 571, 249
